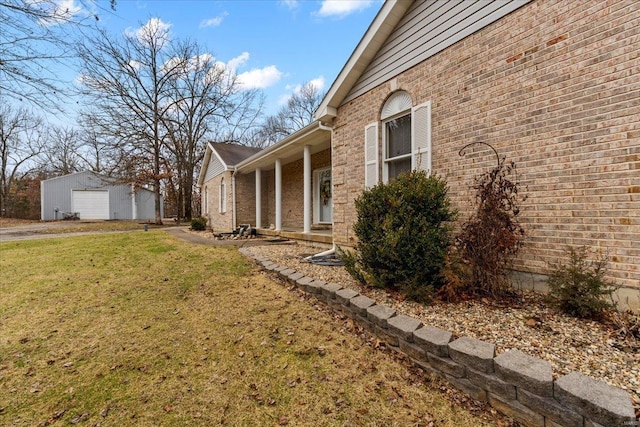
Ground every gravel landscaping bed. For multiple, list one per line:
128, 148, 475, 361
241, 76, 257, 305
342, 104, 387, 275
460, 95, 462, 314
242, 242, 640, 414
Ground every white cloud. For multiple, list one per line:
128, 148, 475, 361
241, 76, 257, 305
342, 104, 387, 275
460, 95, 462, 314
213, 52, 282, 90
39, 0, 83, 26
306, 76, 325, 92
279, 0, 298, 10
278, 76, 325, 105
125, 17, 172, 45
224, 52, 250, 73
237, 66, 283, 90
199, 12, 228, 28
316, 0, 374, 18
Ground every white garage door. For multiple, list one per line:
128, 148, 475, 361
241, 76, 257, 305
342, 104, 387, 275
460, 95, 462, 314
72, 190, 110, 219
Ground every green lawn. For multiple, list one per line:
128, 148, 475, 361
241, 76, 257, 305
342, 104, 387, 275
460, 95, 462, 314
0, 231, 500, 426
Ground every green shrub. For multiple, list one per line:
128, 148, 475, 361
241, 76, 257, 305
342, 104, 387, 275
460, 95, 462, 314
347, 170, 457, 302
338, 247, 366, 285
546, 246, 618, 319
190, 216, 208, 231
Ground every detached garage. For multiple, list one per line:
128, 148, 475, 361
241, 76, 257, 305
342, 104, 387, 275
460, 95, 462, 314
40, 171, 162, 221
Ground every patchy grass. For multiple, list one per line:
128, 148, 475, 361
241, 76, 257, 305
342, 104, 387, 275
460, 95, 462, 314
0, 232, 501, 426
0, 218, 38, 227
37, 221, 165, 234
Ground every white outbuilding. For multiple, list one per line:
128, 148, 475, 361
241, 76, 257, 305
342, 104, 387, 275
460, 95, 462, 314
40, 171, 162, 221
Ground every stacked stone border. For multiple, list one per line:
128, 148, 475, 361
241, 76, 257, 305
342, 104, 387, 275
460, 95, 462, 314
239, 248, 638, 427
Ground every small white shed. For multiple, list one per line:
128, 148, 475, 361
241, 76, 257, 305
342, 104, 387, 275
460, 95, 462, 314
40, 171, 162, 221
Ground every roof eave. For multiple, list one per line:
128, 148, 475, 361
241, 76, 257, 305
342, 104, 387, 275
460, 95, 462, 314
236, 120, 331, 172
314, 0, 412, 121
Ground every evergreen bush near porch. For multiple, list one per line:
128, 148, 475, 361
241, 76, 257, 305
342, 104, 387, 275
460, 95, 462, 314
190, 216, 207, 230
346, 170, 456, 302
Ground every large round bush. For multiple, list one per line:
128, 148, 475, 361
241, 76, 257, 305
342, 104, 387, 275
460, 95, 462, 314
351, 170, 456, 301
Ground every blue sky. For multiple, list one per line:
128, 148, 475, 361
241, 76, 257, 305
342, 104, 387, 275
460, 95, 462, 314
84, 0, 382, 117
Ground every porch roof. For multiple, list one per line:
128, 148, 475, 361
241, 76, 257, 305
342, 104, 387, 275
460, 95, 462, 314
236, 120, 331, 173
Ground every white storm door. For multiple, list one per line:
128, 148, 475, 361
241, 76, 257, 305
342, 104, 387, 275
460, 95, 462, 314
315, 168, 332, 224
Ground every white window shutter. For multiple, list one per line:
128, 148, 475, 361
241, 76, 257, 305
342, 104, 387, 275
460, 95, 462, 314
364, 122, 379, 188
411, 101, 431, 172
219, 179, 226, 213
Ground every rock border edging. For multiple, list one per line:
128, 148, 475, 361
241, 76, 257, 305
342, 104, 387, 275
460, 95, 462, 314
241, 249, 637, 427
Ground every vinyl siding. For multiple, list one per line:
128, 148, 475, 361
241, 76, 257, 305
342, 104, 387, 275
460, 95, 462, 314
344, 0, 531, 103
203, 153, 226, 183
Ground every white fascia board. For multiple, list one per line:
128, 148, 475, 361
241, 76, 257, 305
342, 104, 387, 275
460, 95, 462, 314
196, 143, 213, 187
236, 121, 329, 172
314, 0, 411, 121
197, 142, 232, 187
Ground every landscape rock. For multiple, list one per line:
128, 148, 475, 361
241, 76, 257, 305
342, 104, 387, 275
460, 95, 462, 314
494, 349, 553, 397
554, 372, 636, 427
448, 336, 495, 373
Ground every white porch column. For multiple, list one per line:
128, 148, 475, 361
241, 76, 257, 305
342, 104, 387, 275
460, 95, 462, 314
303, 145, 311, 234
255, 168, 262, 229
275, 158, 282, 231
131, 183, 137, 220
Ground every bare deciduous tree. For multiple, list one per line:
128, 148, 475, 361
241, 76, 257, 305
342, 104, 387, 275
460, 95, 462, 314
0, 104, 44, 216
0, 0, 115, 109
251, 81, 324, 146
162, 40, 263, 219
40, 126, 82, 176
77, 19, 185, 224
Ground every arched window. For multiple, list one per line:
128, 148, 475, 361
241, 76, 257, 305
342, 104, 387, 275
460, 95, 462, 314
364, 91, 431, 187
381, 91, 413, 182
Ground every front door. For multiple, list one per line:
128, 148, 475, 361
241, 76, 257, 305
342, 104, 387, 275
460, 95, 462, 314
316, 168, 332, 223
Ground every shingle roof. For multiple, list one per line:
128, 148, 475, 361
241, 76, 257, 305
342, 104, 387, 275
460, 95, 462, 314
211, 142, 262, 167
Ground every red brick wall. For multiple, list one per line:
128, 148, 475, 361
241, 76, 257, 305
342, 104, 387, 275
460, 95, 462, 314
235, 172, 256, 227
332, 0, 640, 289
202, 171, 233, 232
258, 149, 332, 229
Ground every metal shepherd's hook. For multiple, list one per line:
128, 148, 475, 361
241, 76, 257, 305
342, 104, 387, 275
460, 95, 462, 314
458, 142, 501, 167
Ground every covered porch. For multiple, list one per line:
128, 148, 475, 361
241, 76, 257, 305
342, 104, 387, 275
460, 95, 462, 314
235, 121, 333, 244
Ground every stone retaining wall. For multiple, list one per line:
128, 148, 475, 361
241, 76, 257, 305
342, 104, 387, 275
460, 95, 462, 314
240, 248, 638, 427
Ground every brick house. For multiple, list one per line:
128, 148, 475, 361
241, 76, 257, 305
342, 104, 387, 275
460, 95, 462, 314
198, 123, 332, 243
197, 142, 261, 232
200, 0, 639, 306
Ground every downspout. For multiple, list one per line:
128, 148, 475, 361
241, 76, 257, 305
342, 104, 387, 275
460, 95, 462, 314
305, 245, 336, 260
306, 121, 336, 260
231, 167, 237, 229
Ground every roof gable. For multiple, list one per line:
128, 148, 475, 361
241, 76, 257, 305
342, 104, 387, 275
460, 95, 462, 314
316, 0, 531, 122
211, 142, 261, 166
197, 142, 262, 186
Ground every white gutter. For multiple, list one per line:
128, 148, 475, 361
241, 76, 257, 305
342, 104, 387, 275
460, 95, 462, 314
236, 121, 331, 172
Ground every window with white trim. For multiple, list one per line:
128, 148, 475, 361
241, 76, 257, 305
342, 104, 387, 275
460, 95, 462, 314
364, 91, 431, 187
384, 113, 412, 181
219, 178, 227, 213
